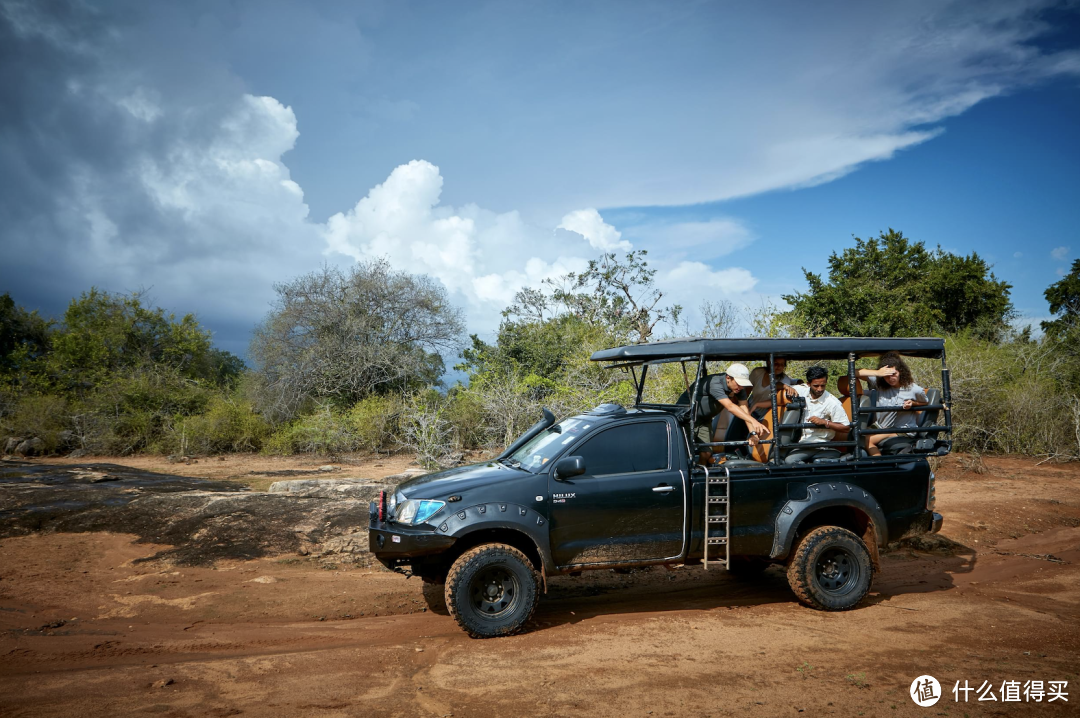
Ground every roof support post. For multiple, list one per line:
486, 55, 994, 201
848, 352, 860, 458
688, 353, 707, 455
941, 350, 953, 438
769, 353, 780, 465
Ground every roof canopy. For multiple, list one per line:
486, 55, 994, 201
590, 337, 946, 364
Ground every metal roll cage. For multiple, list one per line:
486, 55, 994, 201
611, 344, 952, 466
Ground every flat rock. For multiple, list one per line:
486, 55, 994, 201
383, 468, 429, 483
268, 479, 392, 500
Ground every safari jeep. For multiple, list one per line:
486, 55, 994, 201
369, 337, 950, 637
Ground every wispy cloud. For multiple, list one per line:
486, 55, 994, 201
1051, 246, 1070, 261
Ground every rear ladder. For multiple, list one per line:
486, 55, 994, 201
703, 464, 730, 569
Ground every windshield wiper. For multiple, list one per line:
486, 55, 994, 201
498, 457, 523, 469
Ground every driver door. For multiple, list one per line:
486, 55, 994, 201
547, 420, 685, 567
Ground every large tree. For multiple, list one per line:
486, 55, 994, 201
250, 260, 464, 422
781, 229, 1014, 339
1042, 258, 1080, 340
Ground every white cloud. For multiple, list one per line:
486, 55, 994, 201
625, 218, 755, 261
1013, 251, 1022, 259
557, 209, 631, 252
1051, 246, 1070, 261
321, 165, 768, 337
666, 262, 759, 296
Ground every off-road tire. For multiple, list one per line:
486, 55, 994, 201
444, 543, 539, 638
421, 577, 448, 615
786, 526, 873, 611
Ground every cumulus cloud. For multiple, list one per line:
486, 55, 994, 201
1051, 246, 1070, 261
557, 209, 631, 252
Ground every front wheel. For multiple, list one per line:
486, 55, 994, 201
786, 526, 873, 610
444, 543, 540, 638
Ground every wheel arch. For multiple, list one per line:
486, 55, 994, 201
770, 482, 886, 568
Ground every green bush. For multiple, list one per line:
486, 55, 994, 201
345, 394, 402, 454
263, 405, 357, 456
0, 394, 71, 451
164, 396, 271, 455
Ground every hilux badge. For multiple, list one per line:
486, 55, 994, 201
553, 492, 575, 499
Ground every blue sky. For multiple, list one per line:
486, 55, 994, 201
1, 0, 1079, 358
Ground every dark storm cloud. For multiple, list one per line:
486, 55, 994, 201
0, 0, 327, 352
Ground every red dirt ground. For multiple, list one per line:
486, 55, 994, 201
1, 454, 1078, 717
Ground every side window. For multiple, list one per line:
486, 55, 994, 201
575, 422, 669, 476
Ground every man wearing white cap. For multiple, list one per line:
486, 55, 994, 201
678, 363, 770, 457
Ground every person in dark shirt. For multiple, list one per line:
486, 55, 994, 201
677, 363, 768, 461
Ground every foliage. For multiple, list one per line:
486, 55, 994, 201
1042, 259, 1080, 339
544, 250, 681, 343
249, 260, 464, 423
401, 391, 455, 469
0, 292, 52, 379
1, 394, 70, 452
164, 395, 271, 455
781, 230, 1015, 340
346, 394, 403, 454
49, 288, 243, 392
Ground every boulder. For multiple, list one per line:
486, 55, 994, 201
14, 437, 44, 456
267, 479, 393, 501
67, 449, 89, 459
4, 437, 24, 454
57, 430, 78, 449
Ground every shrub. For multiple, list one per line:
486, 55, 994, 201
164, 396, 271, 455
262, 404, 357, 456
0, 394, 71, 451
401, 391, 454, 469
345, 394, 402, 454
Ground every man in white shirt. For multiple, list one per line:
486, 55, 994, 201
785, 366, 850, 464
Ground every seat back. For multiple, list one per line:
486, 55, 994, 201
920, 388, 941, 438
837, 375, 863, 422
750, 390, 793, 463
770, 396, 806, 462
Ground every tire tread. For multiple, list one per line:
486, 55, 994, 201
786, 526, 873, 611
444, 543, 539, 638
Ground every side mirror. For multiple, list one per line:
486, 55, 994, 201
554, 456, 585, 480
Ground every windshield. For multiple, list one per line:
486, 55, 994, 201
508, 417, 594, 472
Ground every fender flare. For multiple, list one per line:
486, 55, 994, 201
435, 502, 554, 573
770, 482, 887, 560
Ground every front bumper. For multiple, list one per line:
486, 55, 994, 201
369, 517, 457, 568
931, 512, 944, 533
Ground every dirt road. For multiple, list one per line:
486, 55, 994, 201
1, 455, 1078, 717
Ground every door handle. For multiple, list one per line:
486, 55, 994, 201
652, 485, 674, 493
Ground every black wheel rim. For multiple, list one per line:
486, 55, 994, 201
469, 566, 519, 619
814, 546, 860, 595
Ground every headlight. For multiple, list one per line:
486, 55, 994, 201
394, 499, 446, 525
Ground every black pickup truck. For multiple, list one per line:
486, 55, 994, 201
369, 337, 950, 637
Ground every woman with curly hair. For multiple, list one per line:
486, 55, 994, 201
856, 352, 928, 456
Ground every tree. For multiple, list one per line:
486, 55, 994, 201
250, 260, 464, 422
0, 293, 52, 379
547, 250, 681, 344
1042, 258, 1080, 339
46, 288, 242, 392
781, 229, 1014, 339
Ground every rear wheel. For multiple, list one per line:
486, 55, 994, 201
786, 526, 873, 611
444, 543, 539, 638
